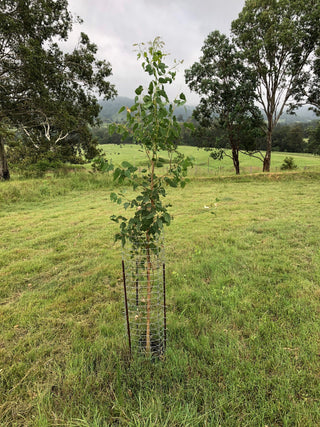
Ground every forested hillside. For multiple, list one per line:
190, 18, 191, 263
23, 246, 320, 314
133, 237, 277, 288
99, 97, 318, 124
98, 96, 195, 122
267, 106, 318, 124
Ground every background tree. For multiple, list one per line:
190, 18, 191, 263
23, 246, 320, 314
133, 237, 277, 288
306, 122, 320, 155
0, 0, 116, 180
185, 31, 264, 175
283, 124, 305, 153
308, 46, 320, 113
232, 0, 320, 172
272, 123, 305, 153
0, 122, 14, 180
307, 46, 320, 155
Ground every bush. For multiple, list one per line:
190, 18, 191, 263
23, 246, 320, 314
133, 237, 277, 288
10, 159, 64, 178
280, 157, 298, 170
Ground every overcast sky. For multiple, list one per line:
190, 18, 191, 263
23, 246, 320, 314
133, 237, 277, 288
67, 0, 246, 105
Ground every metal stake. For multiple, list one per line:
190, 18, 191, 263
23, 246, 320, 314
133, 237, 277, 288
135, 260, 139, 307
163, 262, 166, 351
122, 260, 131, 355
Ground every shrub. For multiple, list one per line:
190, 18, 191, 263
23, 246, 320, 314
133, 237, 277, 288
280, 157, 298, 170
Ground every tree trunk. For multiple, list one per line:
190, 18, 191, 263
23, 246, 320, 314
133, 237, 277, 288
263, 151, 271, 172
232, 147, 240, 175
263, 126, 272, 172
0, 134, 10, 180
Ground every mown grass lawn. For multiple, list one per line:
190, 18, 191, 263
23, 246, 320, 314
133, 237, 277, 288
1, 149, 320, 426
101, 144, 320, 175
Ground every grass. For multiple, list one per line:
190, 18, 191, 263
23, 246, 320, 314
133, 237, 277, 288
101, 144, 320, 175
1, 146, 320, 425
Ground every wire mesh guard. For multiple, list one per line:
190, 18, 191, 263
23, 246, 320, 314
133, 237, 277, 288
122, 238, 166, 359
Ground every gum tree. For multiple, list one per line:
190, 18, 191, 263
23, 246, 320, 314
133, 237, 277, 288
232, 0, 320, 172
185, 31, 264, 175
308, 46, 320, 114
110, 37, 193, 356
0, 0, 116, 179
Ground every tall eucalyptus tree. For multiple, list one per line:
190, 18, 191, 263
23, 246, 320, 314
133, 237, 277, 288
185, 31, 264, 175
0, 0, 116, 180
232, 0, 320, 171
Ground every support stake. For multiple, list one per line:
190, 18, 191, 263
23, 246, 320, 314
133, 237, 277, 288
122, 260, 132, 355
163, 262, 166, 352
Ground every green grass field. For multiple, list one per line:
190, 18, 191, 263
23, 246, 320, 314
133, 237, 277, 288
1, 146, 320, 426
101, 144, 320, 176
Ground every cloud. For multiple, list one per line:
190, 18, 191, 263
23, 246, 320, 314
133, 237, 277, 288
67, 0, 245, 104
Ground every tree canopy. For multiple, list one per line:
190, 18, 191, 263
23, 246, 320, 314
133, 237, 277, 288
231, 0, 320, 171
0, 0, 116, 180
110, 37, 193, 249
185, 31, 264, 174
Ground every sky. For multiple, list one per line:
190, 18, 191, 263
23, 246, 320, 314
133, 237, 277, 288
66, 0, 246, 105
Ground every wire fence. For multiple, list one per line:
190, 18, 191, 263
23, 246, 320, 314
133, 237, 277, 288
121, 236, 166, 359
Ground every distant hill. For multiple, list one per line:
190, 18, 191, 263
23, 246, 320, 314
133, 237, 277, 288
99, 97, 318, 124
99, 96, 195, 122
276, 105, 318, 123
99, 97, 132, 122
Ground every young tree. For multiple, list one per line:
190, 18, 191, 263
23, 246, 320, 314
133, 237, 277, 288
0, 0, 116, 179
110, 38, 192, 356
232, 0, 320, 172
185, 31, 264, 174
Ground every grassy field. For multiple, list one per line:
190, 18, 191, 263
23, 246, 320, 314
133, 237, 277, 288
1, 146, 320, 426
101, 144, 320, 176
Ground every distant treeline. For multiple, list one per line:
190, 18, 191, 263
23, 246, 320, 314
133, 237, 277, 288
99, 97, 317, 125
91, 120, 320, 155
95, 97, 320, 157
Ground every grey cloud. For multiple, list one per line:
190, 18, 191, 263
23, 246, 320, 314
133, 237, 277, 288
67, 0, 245, 103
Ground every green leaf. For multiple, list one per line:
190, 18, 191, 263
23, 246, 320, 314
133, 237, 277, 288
113, 168, 121, 181
109, 123, 116, 134
145, 64, 153, 75
110, 192, 118, 202
165, 177, 177, 188
118, 106, 125, 114
146, 211, 155, 219
163, 212, 171, 224
158, 89, 168, 99
157, 218, 163, 229
143, 95, 151, 103
135, 85, 143, 95
183, 122, 194, 130
121, 161, 133, 168
133, 123, 139, 132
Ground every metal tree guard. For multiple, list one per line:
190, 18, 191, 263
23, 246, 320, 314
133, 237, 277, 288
121, 237, 166, 359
